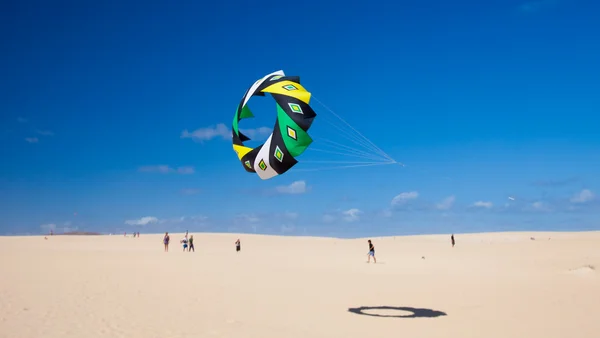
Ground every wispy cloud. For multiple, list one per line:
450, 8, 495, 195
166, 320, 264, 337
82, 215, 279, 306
138, 165, 195, 174
318, 207, 368, 224
40, 223, 56, 231
17, 117, 28, 123
472, 201, 493, 209
518, 0, 559, 13
280, 224, 295, 234
233, 213, 261, 224
181, 123, 271, 142
436, 195, 455, 210
181, 123, 230, 141
570, 189, 595, 204
158, 215, 208, 224
240, 126, 272, 139
40, 222, 79, 234
493, 189, 598, 214
529, 201, 552, 212
25, 137, 38, 143
275, 180, 308, 194
342, 208, 361, 222
35, 129, 55, 136
175, 166, 195, 174
125, 216, 158, 226
124, 215, 209, 229
391, 191, 419, 206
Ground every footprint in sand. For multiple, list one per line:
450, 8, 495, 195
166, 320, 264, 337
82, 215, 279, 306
567, 265, 596, 275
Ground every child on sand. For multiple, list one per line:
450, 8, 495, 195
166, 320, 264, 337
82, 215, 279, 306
181, 237, 188, 251
367, 239, 376, 263
235, 239, 241, 252
451, 234, 455, 247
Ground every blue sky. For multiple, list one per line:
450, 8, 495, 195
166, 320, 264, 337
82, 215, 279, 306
1, 0, 599, 237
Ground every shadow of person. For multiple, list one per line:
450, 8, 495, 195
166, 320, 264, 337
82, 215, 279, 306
347, 306, 447, 318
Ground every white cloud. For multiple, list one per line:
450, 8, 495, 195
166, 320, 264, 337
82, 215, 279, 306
138, 165, 171, 174
180, 123, 270, 142
391, 191, 418, 206
570, 189, 594, 204
436, 195, 455, 210
342, 208, 361, 222
138, 165, 195, 174
275, 180, 308, 194
234, 214, 260, 224
176, 166, 195, 174
125, 216, 158, 226
25, 137, 38, 143
239, 126, 271, 139
181, 123, 230, 141
530, 201, 551, 212
473, 201, 493, 208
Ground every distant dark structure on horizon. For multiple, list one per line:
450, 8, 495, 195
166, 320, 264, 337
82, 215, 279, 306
59, 231, 102, 236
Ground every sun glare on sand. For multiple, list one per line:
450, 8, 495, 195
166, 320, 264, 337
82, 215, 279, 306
1, 231, 599, 338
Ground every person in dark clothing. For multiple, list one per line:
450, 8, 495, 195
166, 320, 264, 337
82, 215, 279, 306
235, 239, 241, 252
188, 235, 195, 252
163, 232, 170, 252
451, 234, 455, 247
367, 239, 376, 263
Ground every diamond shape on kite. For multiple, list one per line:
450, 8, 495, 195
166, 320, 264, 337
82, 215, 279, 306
287, 126, 297, 140
274, 146, 284, 162
289, 103, 303, 114
258, 159, 267, 171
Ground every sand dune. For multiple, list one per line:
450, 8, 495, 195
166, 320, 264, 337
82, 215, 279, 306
1, 231, 599, 338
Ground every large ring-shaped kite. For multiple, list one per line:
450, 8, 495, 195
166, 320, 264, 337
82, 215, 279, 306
232, 70, 317, 180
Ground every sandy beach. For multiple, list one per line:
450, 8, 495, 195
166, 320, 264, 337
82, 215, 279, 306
1, 231, 599, 338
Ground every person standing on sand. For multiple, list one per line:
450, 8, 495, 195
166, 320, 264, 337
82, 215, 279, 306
235, 239, 241, 252
188, 235, 194, 252
163, 232, 170, 252
451, 234, 455, 247
181, 237, 188, 251
367, 239, 376, 263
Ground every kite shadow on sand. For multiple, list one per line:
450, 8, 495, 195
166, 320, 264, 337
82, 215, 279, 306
347, 306, 447, 318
